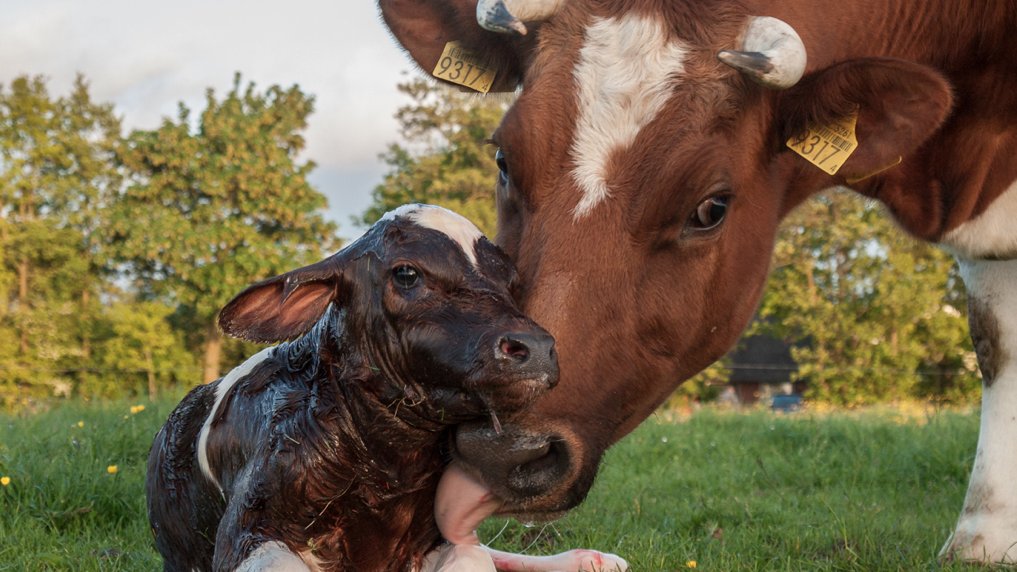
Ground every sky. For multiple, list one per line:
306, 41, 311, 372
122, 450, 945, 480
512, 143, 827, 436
1, 0, 419, 240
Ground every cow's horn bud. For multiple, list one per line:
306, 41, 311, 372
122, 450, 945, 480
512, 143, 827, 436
477, 0, 564, 36
717, 16, 807, 89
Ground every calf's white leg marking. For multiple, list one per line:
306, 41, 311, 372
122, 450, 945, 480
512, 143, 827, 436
943, 180, 1017, 259
485, 546, 629, 571
416, 544, 629, 572
942, 257, 1017, 563
570, 14, 688, 218
418, 544, 497, 572
236, 541, 313, 571
197, 347, 275, 493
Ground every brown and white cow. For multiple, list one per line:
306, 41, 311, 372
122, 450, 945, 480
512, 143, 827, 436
379, 0, 1017, 564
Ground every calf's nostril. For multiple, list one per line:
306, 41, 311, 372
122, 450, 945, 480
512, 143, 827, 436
499, 337, 531, 362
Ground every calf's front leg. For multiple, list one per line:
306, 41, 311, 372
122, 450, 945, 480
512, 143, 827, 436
213, 464, 316, 571
941, 257, 1017, 564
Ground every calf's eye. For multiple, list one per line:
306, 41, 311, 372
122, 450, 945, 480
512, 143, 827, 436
688, 195, 729, 232
392, 265, 420, 289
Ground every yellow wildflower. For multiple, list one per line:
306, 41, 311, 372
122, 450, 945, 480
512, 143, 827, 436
106, 465, 118, 475
130, 405, 146, 415
686, 561, 697, 569
76, 420, 85, 428
1, 476, 10, 486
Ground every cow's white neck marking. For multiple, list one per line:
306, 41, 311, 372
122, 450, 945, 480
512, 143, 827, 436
197, 347, 275, 494
382, 204, 483, 266
570, 14, 688, 218
943, 180, 1017, 260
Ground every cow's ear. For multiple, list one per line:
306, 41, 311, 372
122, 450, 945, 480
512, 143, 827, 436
777, 58, 953, 182
379, 0, 526, 92
218, 257, 342, 343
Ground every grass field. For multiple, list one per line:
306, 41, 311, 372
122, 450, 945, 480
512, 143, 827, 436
0, 399, 990, 571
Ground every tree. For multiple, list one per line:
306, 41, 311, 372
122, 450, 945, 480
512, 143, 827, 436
753, 189, 979, 406
361, 77, 512, 235
96, 299, 198, 399
113, 74, 338, 382
0, 75, 122, 406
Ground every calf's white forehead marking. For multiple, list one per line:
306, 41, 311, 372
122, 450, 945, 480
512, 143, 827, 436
943, 180, 1017, 259
570, 14, 688, 218
382, 204, 484, 266
197, 346, 275, 493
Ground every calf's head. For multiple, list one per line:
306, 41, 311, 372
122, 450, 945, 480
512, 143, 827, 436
380, 0, 954, 516
218, 204, 558, 424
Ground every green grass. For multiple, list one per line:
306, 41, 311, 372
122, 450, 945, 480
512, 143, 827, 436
0, 400, 988, 571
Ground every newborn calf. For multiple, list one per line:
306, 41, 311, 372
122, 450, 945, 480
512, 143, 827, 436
146, 205, 559, 571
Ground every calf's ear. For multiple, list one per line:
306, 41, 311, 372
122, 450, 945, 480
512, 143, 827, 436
218, 257, 341, 343
777, 58, 953, 182
379, 0, 526, 92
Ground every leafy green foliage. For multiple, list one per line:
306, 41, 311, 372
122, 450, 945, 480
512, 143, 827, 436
754, 190, 979, 406
0, 75, 122, 407
0, 74, 338, 406
361, 78, 511, 235
95, 301, 198, 399
112, 74, 338, 381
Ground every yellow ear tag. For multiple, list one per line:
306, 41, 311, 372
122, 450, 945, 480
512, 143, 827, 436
432, 41, 497, 93
786, 112, 859, 175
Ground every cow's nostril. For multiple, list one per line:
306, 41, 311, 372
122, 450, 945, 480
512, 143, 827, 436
499, 336, 531, 362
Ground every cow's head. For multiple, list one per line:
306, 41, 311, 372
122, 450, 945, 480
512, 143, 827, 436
219, 204, 558, 426
380, 0, 953, 516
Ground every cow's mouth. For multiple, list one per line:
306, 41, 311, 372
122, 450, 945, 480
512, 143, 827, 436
439, 419, 594, 528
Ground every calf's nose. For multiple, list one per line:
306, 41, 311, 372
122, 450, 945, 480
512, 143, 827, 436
495, 331, 558, 387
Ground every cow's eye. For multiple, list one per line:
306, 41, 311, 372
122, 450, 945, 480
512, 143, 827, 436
495, 148, 510, 187
392, 265, 420, 289
687, 195, 729, 232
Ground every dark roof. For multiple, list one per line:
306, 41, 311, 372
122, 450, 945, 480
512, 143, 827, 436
727, 334, 798, 384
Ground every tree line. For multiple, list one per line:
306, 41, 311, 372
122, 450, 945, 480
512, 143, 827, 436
0, 73, 981, 410
0, 74, 336, 409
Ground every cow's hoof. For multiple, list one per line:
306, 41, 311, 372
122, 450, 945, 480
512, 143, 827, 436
940, 526, 1017, 565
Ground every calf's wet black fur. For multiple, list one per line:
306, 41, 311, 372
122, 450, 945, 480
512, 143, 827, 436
146, 205, 558, 571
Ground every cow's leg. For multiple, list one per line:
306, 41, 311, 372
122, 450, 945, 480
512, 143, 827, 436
941, 257, 1017, 564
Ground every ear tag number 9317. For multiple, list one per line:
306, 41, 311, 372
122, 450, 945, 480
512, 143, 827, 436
786, 112, 859, 175
432, 41, 497, 93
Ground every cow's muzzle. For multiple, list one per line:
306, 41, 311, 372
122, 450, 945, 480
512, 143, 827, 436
452, 420, 593, 514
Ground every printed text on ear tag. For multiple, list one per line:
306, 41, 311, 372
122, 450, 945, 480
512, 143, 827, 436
432, 41, 497, 93
786, 112, 859, 175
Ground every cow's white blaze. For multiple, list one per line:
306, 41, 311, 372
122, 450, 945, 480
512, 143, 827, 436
383, 204, 483, 267
197, 347, 275, 493
570, 14, 688, 218
943, 257, 1017, 563
943, 180, 1017, 259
